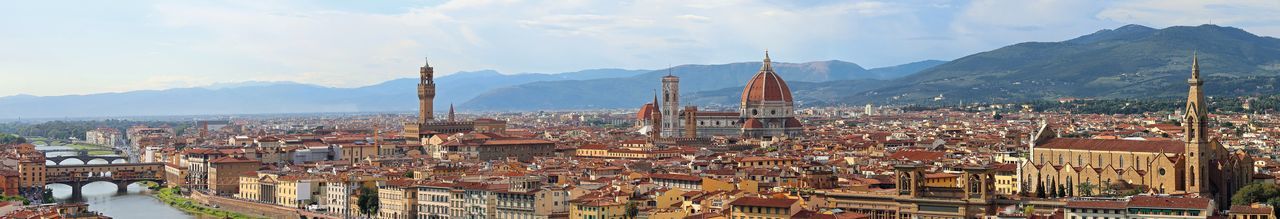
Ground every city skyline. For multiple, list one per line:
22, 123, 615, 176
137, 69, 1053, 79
4, 0, 1280, 97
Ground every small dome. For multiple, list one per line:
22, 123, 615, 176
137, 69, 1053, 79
637, 103, 656, 121
785, 117, 803, 128
740, 51, 793, 104
743, 118, 763, 129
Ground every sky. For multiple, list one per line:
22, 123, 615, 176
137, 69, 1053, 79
2, 0, 1280, 97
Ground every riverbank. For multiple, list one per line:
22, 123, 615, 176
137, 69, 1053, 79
154, 187, 262, 219
65, 142, 116, 155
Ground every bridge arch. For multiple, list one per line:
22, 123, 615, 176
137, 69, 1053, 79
56, 158, 86, 166
87, 158, 113, 165
45, 163, 166, 199
46, 155, 129, 166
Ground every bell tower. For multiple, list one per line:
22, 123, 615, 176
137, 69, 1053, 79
419, 57, 436, 123
661, 72, 680, 137
1184, 53, 1209, 194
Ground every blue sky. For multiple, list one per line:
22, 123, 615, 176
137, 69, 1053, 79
2, 0, 1279, 97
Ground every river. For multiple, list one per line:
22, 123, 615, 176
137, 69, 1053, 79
37, 144, 196, 219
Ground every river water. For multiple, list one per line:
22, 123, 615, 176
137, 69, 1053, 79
37, 144, 195, 219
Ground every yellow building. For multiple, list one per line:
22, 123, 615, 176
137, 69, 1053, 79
17, 156, 45, 190
736, 157, 799, 168
236, 172, 276, 203
338, 143, 378, 163
569, 197, 626, 219
993, 163, 1020, 196
1229, 204, 1275, 219
727, 197, 801, 219
276, 174, 321, 208
923, 173, 958, 187
377, 179, 417, 219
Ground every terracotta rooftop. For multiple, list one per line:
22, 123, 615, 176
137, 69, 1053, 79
1038, 138, 1184, 154
1066, 200, 1128, 209
729, 197, 798, 208
651, 173, 702, 182
1230, 204, 1274, 214
210, 156, 259, 164
1127, 196, 1212, 209
886, 150, 945, 161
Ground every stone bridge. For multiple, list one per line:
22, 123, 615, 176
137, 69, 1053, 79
47, 163, 164, 199
45, 155, 129, 166
39, 148, 120, 154
40, 149, 128, 165
28, 138, 69, 146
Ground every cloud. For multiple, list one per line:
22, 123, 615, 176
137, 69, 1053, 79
3, 0, 1280, 97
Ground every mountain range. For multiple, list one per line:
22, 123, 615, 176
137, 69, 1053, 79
841, 24, 1280, 104
4, 24, 1278, 118
460, 59, 942, 110
0, 59, 936, 119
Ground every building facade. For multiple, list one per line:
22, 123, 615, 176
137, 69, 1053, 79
636, 51, 804, 139
1022, 56, 1254, 208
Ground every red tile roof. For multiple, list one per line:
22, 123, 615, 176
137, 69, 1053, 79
1230, 205, 1274, 214
651, 173, 702, 182
729, 197, 797, 208
886, 150, 945, 161
210, 156, 259, 164
1127, 196, 1212, 209
1066, 200, 1128, 209
1038, 138, 1184, 154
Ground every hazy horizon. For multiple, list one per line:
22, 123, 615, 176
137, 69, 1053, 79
3, 0, 1280, 97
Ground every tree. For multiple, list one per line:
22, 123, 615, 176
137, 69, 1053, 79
625, 201, 639, 219
357, 187, 380, 216
41, 190, 53, 203
0, 133, 25, 145
1076, 181, 1096, 196
1232, 183, 1280, 209
1035, 180, 1046, 198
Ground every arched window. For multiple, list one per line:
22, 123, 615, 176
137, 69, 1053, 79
1076, 155, 1082, 165
1058, 155, 1063, 164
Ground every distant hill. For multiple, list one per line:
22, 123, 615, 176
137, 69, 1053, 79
0, 68, 648, 119
361, 68, 651, 107
10, 24, 1264, 117
839, 24, 1280, 105
462, 60, 940, 110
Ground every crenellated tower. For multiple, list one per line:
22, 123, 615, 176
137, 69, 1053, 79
419, 57, 436, 123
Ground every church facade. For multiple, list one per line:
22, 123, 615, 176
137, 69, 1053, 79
1021, 55, 1253, 208
637, 51, 803, 139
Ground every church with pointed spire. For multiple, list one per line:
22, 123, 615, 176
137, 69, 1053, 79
636, 51, 803, 139
1021, 53, 1253, 209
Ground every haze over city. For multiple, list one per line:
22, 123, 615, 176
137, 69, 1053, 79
5, 1, 1280, 219
4, 0, 1280, 97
